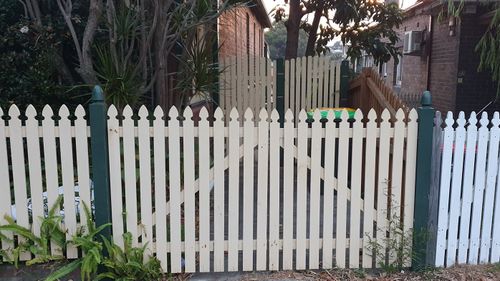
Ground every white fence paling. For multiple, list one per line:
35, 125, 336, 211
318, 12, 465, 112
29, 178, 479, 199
220, 56, 341, 118
100, 106, 416, 273
0, 105, 93, 261
434, 111, 500, 267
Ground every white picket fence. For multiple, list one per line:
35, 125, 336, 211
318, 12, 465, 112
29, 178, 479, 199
0, 104, 418, 273
219, 56, 341, 119
0, 105, 92, 260
433, 111, 500, 267
106, 106, 417, 272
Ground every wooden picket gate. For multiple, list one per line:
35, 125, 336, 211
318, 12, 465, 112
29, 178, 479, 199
0, 104, 418, 273
105, 105, 417, 272
432, 111, 500, 267
219, 56, 342, 120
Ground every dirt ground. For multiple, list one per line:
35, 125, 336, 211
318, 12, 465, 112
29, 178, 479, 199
174, 264, 500, 281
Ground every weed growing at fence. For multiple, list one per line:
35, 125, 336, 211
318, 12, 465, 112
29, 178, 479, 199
0, 196, 66, 267
100, 232, 162, 280
365, 208, 429, 273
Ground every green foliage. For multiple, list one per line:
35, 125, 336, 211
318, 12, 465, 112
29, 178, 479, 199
175, 32, 222, 107
46, 202, 109, 281
265, 21, 308, 60
92, 2, 144, 109
273, 0, 402, 62
45, 203, 163, 281
0, 0, 86, 110
97, 233, 162, 281
0, 196, 66, 267
94, 45, 143, 109
476, 6, 500, 96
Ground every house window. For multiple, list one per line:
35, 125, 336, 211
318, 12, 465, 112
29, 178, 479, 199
246, 13, 250, 56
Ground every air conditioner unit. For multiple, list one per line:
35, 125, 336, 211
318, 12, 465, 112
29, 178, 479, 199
403, 30, 423, 55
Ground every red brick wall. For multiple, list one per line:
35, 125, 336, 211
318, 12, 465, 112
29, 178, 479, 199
218, 7, 265, 58
384, 12, 459, 113
428, 16, 460, 113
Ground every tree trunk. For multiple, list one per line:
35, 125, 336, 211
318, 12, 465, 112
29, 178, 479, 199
154, 1, 169, 109
78, 0, 102, 84
285, 0, 301, 59
305, 5, 323, 56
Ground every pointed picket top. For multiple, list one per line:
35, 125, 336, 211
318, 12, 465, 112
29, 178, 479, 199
153, 106, 164, 120
326, 109, 335, 122
75, 105, 86, 119
199, 106, 209, 120
25, 104, 37, 119
444, 111, 454, 128
284, 109, 294, 122
395, 108, 405, 122
244, 108, 253, 122
214, 107, 224, 121
183, 106, 193, 121
434, 111, 443, 128
122, 105, 133, 119
468, 112, 478, 127
479, 111, 489, 128
42, 105, 54, 119
58, 104, 70, 119
381, 109, 390, 122
230, 107, 239, 122
298, 109, 308, 123
492, 112, 500, 127
456, 111, 466, 128
367, 109, 377, 122
270, 109, 279, 123
8, 104, 20, 118
259, 108, 269, 122
168, 106, 179, 120
340, 109, 349, 121
354, 108, 363, 121
311, 109, 321, 122
107, 105, 118, 118
409, 109, 418, 123
139, 105, 149, 119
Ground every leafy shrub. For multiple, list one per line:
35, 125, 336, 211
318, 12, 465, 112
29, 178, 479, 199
0, 196, 66, 267
99, 232, 162, 281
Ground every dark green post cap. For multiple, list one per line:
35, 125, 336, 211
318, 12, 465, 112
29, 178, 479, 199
92, 85, 105, 102
421, 91, 432, 107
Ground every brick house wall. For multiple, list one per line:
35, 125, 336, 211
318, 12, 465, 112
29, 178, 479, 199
218, 6, 266, 58
384, 1, 497, 113
428, 15, 460, 113
385, 14, 430, 99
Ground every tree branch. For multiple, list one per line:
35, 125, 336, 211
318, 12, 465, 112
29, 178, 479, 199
56, 0, 83, 63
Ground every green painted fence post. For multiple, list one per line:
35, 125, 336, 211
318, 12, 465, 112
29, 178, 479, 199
413, 90, 435, 270
89, 85, 112, 240
339, 60, 350, 107
276, 58, 285, 126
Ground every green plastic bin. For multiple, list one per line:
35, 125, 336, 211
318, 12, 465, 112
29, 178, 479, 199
306, 107, 356, 120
